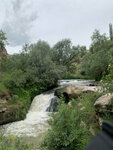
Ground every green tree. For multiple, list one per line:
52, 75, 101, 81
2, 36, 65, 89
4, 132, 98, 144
90, 29, 107, 53
0, 40, 65, 91
109, 23, 113, 41
52, 39, 73, 65
0, 30, 8, 49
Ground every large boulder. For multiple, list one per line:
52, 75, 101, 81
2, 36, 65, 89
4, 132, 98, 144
94, 93, 113, 113
0, 100, 24, 125
55, 84, 97, 100
94, 93, 113, 127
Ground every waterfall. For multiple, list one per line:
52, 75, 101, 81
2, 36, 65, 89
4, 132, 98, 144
0, 79, 95, 137
0, 92, 55, 137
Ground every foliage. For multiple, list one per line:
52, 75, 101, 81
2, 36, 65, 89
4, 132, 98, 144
75, 93, 101, 130
0, 134, 35, 150
109, 23, 113, 41
0, 40, 65, 92
41, 97, 93, 150
52, 39, 86, 67
90, 29, 108, 53
0, 30, 8, 49
81, 29, 113, 80
100, 61, 113, 92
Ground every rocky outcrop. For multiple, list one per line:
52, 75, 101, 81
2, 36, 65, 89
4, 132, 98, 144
94, 93, 113, 127
94, 93, 113, 113
0, 104, 24, 125
55, 84, 97, 100
0, 47, 8, 61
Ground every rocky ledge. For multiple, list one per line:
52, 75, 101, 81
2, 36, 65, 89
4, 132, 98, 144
94, 93, 113, 127
55, 84, 98, 100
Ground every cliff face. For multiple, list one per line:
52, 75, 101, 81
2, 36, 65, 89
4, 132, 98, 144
0, 47, 8, 61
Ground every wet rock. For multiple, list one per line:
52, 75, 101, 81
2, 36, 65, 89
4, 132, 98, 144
55, 84, 97, 99
46, 96, 59, 112
0, 105, 24, 125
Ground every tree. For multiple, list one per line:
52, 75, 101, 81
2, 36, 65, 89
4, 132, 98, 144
52, 39, 72, 65
0, 30, 8, 49
109, 23, 113, 41
90, 29, 107, 53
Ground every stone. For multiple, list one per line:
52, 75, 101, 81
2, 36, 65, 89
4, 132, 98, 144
98, 117, 103, 127
0, 108, 7, 113
89, 126, 95, 136
0, 105, 24, 125
0, 47, 8, 61
55, 84, 98, 100
94, 93, 113, 113
94, 93, 113, 128
46, 96, 59, 112
0, 99, 7, 104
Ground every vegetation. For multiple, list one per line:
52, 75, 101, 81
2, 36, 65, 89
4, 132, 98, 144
0, 29, 8, 49
80, 29, 113, 80
0, 134, 36, 150
41, 93, 101, 150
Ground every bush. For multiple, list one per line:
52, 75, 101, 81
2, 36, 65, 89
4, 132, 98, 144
41, 99, 92, 150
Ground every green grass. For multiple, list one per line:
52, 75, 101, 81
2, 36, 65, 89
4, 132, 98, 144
0, 134, 36, 150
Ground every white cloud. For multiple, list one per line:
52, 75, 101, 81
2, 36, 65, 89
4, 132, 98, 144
0, 0, 113, 54
1, 0, 38, 46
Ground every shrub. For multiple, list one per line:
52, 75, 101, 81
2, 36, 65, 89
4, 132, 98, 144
41, 99, 92, 150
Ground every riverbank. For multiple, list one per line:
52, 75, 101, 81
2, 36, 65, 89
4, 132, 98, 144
1, 79, 113, 150
0, 80, 97, 149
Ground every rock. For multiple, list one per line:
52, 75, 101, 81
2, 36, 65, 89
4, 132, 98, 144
46, 96, 59, 112
0, 99, 7, 104
55, 84, 97, 100
0, 105, 24, 125
0, 108, 7, 113
94, 93, 113, 128
68, 102, 73, 108
89, 126, 95, 136
94, 93, 113, 113
98, 117, 103, 127
0, 47, 8, 61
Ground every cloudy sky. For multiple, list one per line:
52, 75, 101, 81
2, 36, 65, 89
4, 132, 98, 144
0, 0, 113, 54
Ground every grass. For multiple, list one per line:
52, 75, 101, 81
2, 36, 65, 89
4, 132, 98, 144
0, 134, 37, 150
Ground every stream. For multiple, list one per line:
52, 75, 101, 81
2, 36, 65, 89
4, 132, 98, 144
0, 79, 95, 137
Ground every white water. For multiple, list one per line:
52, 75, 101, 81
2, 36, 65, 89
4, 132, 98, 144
0, 92, 54, 137
0, 80, 94, 137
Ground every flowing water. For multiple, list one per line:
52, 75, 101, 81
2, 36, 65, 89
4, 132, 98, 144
0, 79, 95, 137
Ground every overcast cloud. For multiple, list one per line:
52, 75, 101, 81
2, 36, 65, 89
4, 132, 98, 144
0, 0, 113, 54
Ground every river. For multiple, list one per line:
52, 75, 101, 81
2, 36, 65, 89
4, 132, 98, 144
0, 79, 95, 137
